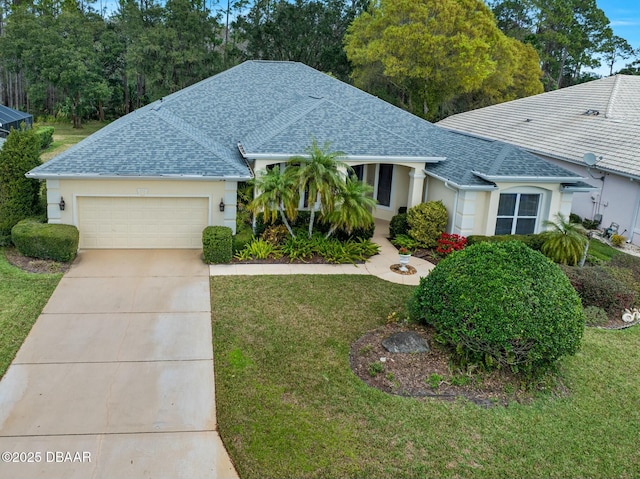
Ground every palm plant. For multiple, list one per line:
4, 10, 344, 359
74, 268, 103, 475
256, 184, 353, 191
541, 213, 588, 266
248, 167, 299, 238
323, 176, 377, 239
287, 139, 349, 238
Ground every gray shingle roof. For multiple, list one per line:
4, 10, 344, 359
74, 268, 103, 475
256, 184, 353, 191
28, 60, 585, 187
437, 75, 640, 179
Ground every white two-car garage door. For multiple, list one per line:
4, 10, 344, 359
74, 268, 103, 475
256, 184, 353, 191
78, 196, 209, 249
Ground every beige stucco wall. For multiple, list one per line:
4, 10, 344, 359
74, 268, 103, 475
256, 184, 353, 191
46, 178, 237, 233
482, 182, 568, 236
424, 177, 572, 237
424, 177, 457, 231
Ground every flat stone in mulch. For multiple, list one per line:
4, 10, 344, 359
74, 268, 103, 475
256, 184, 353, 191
349, 323, 569, 407
390, 264, 416, 275
382, 331, 429, 353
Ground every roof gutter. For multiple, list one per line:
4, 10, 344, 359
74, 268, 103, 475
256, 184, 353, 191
442, 181, 460, 235
423, 169, 497, 191
560, 184, 599, 192
244, 151, 445, 164
472, 171, 586, 183
25, 173, 252, 182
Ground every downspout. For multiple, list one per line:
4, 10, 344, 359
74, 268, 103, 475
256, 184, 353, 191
629, 181, 640, 244
443, 181, 460, 234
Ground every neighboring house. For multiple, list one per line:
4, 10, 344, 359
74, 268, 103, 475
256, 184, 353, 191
0, 105, 33, 138
26, 61, 590, 249
438, 75, 640, 244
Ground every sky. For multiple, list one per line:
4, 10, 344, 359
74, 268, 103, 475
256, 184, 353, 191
593, 0, 640, 74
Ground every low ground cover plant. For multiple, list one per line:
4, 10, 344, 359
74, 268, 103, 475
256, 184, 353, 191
235, 234, 379, 264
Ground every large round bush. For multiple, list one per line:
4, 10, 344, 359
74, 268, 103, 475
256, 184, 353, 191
411, 241, 584, 373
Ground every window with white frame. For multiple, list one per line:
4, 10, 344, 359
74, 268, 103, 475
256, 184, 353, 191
495, 193, 541, 235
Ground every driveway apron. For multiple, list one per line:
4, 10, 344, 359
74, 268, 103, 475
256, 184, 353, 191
0, 250, 238, 479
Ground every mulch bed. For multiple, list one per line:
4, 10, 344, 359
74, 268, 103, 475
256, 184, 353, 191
349, 323, 569, 407
4, 248, 72, 274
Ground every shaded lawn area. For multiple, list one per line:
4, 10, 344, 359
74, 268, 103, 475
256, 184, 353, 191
211, 275, 640, 479
38, 120, 108, 162
0, 250, 62, 379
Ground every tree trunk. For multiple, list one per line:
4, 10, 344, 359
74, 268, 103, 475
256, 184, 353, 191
279, 208, 295, 238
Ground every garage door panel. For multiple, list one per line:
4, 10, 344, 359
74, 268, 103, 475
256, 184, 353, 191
78, 197, 209, 249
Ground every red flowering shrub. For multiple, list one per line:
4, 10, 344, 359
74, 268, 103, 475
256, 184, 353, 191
436, 233, 467, 256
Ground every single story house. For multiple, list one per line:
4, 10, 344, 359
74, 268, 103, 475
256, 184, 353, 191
27, 61, 592, 249
0, 104, 33, 138
437, 74, 640, 244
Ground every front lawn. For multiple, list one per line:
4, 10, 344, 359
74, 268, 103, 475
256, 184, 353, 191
211, 275, 640, 479
0, 250, 62, 379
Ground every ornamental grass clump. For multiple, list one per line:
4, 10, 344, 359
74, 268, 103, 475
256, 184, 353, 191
410, 241, 585, 375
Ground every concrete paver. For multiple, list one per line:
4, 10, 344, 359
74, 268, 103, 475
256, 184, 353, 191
0, 249, 238, 479
0, 432, 236, 479
15, 313, 213, 363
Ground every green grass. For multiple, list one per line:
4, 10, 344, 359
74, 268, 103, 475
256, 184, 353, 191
36, 120, 108, 162
588, 237, 622, 263
0, 250, 62, 379
212, 275, 640, 479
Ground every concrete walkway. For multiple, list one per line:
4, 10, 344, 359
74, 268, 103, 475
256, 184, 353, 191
0, 250, 238, 479
210, 219, 435, 285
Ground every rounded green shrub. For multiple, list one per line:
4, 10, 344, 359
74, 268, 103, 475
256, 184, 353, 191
11, 219, 79, 262
407, 201, 448, 248
389, 213, 409, 239
411, 241, 585, 373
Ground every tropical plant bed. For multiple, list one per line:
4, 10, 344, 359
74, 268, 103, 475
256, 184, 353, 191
350, 323, 568, 408
4, 248, 72, 274
231, 254, 365, 265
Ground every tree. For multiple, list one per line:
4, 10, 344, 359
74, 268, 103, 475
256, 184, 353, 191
489, 0, 613, 89
540, 213, 588, 266
601, 31, 635, 76
345, 0, 542, 121
287, 140, 348, 238
0, 127, 42, 241
248, 167, 299, 238
235, 0, 366, 79
323, 175, 376, 238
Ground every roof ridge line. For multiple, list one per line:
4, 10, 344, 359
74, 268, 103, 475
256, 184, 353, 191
153, 108, 247, 176
242, 96, 324, 151
605, 75, 622, 119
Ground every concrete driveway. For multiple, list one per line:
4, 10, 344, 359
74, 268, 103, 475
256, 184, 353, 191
0, 250, 238, 479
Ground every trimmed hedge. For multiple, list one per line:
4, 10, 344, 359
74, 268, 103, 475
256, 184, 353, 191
411, 241, 584, 374
467, 233, 545, 251
11, 219, 79, 262
35, 126, 55, 149
203, 226, 233, 264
